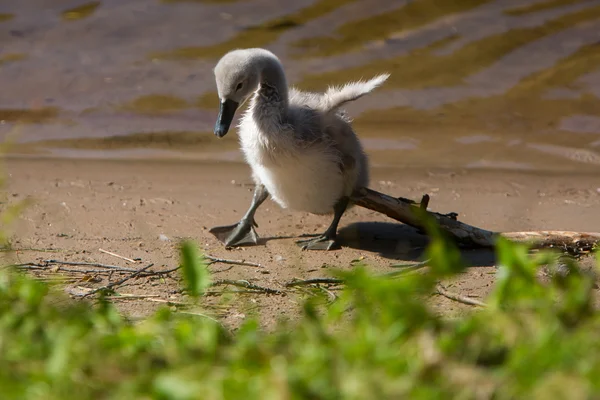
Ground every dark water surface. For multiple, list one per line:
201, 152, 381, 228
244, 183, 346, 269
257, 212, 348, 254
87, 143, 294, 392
1, 0, 600, 172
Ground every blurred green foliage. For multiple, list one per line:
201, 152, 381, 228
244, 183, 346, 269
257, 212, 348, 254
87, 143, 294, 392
0, 224, 597, 398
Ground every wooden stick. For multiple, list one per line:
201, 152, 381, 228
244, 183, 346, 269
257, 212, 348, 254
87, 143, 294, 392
211, 279, 282, 295
500, 231, 600, 253
11, 263, 137, 275
352, 187, 600, 253
99, 248, 138, 263
8, 263, 47, 270
205, 255, 265, 269
146, 298, 194, 306
435, 284, 487, 307
109, 294, 160, 299
44, 259, 138, 272
0, 247, 64, 253
81, 263, 155, 298
286, 278, 344, 287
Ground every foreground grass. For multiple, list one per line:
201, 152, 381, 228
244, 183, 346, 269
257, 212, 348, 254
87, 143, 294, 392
0, 222, 599, 399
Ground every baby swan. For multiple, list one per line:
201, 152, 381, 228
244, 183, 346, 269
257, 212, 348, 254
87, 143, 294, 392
210, 48, 389, 250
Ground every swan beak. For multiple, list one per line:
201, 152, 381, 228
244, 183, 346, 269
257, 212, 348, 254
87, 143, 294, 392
214, 99, 239, 138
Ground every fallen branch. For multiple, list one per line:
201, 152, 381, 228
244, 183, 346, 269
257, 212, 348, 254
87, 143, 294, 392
286, 278, 344, 287
81, 263, 155, 298
435, 284, 487, 307
44, 259, 138, 272
104, 294, 161, 300
157, 265, 182, 274
146, 298, 192, 306
11, 262, 136, 275
38, 278, 79, 283
205, 255, 266, 269
8, 263, 46, 270
99, 248, 139, 263
352, 187, 600, 253
0, 247, 64, 253
318, 286, 338, 302
211, 279, 282, 295
119, 259, 265, 277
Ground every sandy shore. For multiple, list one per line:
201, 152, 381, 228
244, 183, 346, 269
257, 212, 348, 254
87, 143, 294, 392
2, 157, 599, 326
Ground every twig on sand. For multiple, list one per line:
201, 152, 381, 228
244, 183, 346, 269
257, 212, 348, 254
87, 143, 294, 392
156, 265, 182, 275
10, 262, 138, 275
211, 279, 283, 295
104, 294, 161, 300
146, 297, 193, 306
435, 284, 487, 307
205, 255, 265, 269
352, 187, 600, 254
99, 248, 138, 264
8, 263, 47, 270
384, 260, 430, 277
286, 278, 344, 287
81, 263, 155, 298
0, 247, 64, 253
44, 259, 138, 272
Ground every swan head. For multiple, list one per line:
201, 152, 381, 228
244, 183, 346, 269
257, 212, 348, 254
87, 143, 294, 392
213, 49, 261, 137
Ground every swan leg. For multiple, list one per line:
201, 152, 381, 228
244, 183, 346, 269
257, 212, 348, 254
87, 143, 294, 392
209, 184, 268, 247
296, 196, 349, 251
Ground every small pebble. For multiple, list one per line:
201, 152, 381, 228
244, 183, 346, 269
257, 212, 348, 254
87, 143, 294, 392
159, 234, 170, 242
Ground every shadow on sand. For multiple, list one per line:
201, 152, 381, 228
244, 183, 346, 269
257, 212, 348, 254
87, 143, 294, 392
338, 221, 497, 267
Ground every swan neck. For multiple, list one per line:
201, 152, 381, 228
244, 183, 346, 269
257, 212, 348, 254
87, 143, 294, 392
257, 56, 288, 109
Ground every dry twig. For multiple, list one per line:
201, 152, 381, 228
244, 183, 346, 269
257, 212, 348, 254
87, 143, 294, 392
146, 298, 193, 306
104, 294, 160, 300
205, 255, 266, 269
44, 259, 138, 272
11, 263, 136, 275
211, 279, 282, 295
99, 248, 138, 263
81, 263, 155, 298
435, 284, 487, 307
9, 263, 46, 270
286, 278, 343, 287
0, 247, 63, 253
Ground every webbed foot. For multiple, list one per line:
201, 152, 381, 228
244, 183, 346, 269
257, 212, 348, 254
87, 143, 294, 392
209, 219, 259, 247
296, 235, 340, 251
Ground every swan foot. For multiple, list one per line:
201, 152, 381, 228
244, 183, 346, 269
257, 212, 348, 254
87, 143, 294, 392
209, 219, 259, 247
210, 184, 269, 248
296, 196, 349, 251
296, 235, 340, 251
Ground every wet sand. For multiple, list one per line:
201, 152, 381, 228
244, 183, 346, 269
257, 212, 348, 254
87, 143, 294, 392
3, 157, 599, 326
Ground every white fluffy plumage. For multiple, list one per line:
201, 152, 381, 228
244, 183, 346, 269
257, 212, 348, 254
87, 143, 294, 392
214, 48, 389, 216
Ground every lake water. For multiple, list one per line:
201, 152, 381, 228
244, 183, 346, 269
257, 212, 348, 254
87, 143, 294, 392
1, 0, 600, 172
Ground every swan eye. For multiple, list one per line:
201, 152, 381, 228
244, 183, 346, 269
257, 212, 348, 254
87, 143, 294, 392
236, 82, 244, 92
